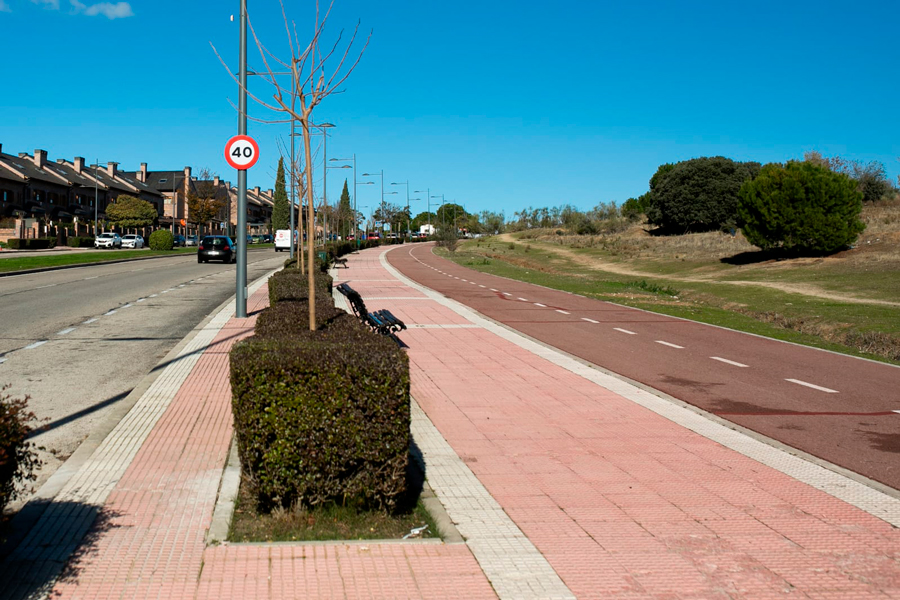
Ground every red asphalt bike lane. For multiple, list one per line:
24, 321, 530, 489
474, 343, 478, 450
388, 243, 900, 491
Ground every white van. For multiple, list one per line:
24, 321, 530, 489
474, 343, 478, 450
274, 229, 293, 252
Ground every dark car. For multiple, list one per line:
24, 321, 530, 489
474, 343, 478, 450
262, 234, 273, 243
173, 235, 186, 247
198, 236, 236, 263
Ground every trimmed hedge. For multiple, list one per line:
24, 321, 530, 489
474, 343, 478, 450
267, 268, 333, 306
254, 298, 346, 338
148, 229, 174, 251
67, 236, 95, 248
230, 317, 410, 511
6, 238, 51, 250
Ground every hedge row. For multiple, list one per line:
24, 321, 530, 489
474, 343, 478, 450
230, 267, 410, 512
67, 236, 95, 248
6, 238, 54, 250
268, 267, 333, 306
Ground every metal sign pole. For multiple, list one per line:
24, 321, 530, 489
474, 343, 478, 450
235, 0, 248, 318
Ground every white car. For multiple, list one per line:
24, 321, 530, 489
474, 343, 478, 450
94, 232, 122, 249
121, 234, 144, 249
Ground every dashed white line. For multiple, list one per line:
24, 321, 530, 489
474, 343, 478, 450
121, 303, 133, 309
490, 288, 498, 292
0, 358, 6, 365
581, 318, 599, 324
656, 341, 684, 349
24, 341, 47, 350
137, 298, 146, 303
149, 294, 158, 298
34, 284, 57, 290
786, 379, 838, 393
479, 285, 486, 288
518, 297, 529, 302
161, 290, 170, 294
470, 282, 477, 285
711, 356, 749, 368
613, 328, 637, 335
57, 328, 76, 336
83, 318, 98, 324
104, 310, 118, 316
83, 276, 99, 281
461, 279, 468, 282
556, 310, 570, 315
534, 303, 547, 308
503, 292, 512, 296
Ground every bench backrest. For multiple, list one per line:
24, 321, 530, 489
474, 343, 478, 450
337, 283, 368, 318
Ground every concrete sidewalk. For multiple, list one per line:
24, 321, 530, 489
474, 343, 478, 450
1, 244, 898, 599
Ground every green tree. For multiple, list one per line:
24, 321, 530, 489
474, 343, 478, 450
337, 180, 352, 238
411, 211, 437, 233
436, 203, 467, 231
272, 157, 290, 231
738, 161, 865, 254
105, 195, 157, 228
648, 157, 760, 233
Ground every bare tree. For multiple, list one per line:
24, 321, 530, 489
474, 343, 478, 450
213, 0, 370, 331
187, 168, 227, 237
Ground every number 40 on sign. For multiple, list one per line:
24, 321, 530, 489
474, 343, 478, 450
224, 135, 260, 170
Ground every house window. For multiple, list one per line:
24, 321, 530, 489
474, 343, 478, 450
2, 191, 6, 202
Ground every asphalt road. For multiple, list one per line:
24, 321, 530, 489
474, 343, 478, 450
388, 244, 900, 491
0, 249, 285, 509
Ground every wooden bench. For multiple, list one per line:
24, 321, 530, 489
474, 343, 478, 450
336, 283, 407, 336
332, 256, 349, 269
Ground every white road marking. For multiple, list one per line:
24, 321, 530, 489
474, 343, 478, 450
0, 358, 6, 364
83, 276, 99, 281
503, 292, 512, 296
178, 284, 185, 288
24, 341, 47, 350
614, 328, 637, 335
556, 310, 570, 315
534, 303, 547, 308
149, 294, 158, 298
581, 318, 599, 324
894, 411, 900, 415
161, 290, 170, 294
518, 297, 529, 302
656, 341, 684, 349
34, 284, 57, 290
136, 298, 146, 303
479, 285, 486, 288
711, 356, 749, 368
470, 281, 477, 285
490, 288, 498, 292
57, 328, 76, 336
786, 379, 838, 393
104, 310, 117, 316
121, 303, 133, 309
83, 318, 98, 324
461, 279, 468, 282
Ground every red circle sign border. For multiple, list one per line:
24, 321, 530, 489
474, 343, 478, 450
224, 135, 260, 170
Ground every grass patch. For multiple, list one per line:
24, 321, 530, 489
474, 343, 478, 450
624, 279, 679, 296
228, 477, 439, 543
0, 247, 200, 273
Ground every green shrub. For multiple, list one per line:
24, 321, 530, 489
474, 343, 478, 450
67, 236, 95, 248
621, 197, 643, 221
267, 268, 333, 306
40, 236, 57, 249
0, 385, 42, 513
230, 321, 410, 512
647, 157, 761, 233
254, 299, 347, 339
148, 229, 174, 251
6, 238, 51, 250
738, 161, 865, 254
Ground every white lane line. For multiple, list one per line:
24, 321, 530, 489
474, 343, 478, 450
136, 298, 146, 303
178, 284, 185, 288
518, 297, 529, 302
613, 328, 637, 335
534, 303, 547, 308
470, 282, 477, 285
104, 310, 118, 316
711, 356, 749, 368
893, 411, 900, 415
149, 293, 158, 298
24, 341, 47, 350
490, 288, 498, 292
57, 328, 76, 336
83, 276, 99, 281
83, 318, 98, 324
161, 290, 170, 294
556, 310, 570, 315
656, 341, 684, 349
786, 379, 838, 393
503, 292, 512, 296
461, 279, 468, 282
34, 284, 57, 290
479, 285, 486, 288
121, 303, 133, 309
0, 358, 6, 364
582, 318, 599, 324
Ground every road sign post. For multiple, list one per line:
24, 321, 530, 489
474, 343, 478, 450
225, 132, 258, 318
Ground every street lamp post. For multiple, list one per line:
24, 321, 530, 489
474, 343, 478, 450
327, 158, 352, 241
361, 170, 384, 235
356, 179, 374, 248
390, 180, 410, 241
234, 0, 249, 318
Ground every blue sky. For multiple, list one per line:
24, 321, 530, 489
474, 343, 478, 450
2, 0, 898, 218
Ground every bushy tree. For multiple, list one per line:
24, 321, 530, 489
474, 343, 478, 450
738, 161, 865, 254
187, 168, 227, 235
0, 385, 41, 514
647, 157, 760, 233
621, 197, 642, 221
804, 151, 895, 204
272, 157, 290, 231
337, 180, 352, 238
106, 195, 157, 228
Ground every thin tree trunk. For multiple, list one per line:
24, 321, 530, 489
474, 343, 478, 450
301, 113, 316, 331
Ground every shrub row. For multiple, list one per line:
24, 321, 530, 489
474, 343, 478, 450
5, 238, 54, 250
268, 267, 333, 305
67, 236, 95, 248
230, 268, 410, 513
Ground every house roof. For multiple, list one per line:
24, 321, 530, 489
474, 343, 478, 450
121, 170, 185, 193
52, 160, 103, 188
87, 165, 137, 194
116, 171, 163, 198
0, 152, 69, 187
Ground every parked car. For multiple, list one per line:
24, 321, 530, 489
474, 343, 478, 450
262, 234, 273, 243
250, 234, 263, 244
185, 235, 198, 247
197, 236, 236, 263
121, 234, 144, 249
94, 232, 122, 249
172, 235, 186, 247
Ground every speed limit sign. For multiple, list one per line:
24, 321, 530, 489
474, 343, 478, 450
224, 135, 260, 170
